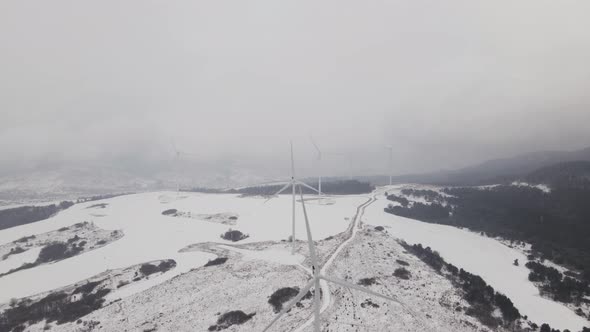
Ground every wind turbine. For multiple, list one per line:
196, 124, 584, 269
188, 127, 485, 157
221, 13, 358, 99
170, 139, 199, 193
385, 145, 393, 186
309, 137, 323, 204
262, 186, 400, 332
266, 141, 319, 254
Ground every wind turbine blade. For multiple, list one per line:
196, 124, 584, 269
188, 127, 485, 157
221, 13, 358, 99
295, 180, 320, 194
320, 275, 401, 304
298, 186, 319, 267
309, 136, 321, 160
290, 141, 296, 179
263, 182, 292, 203
261, 279, 315, 332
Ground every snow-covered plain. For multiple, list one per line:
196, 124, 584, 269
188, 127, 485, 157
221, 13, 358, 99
364, 185, 587, 332
0, 191, 366, 304
0, 187, 587, 331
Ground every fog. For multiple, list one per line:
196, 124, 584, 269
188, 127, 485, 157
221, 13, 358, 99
1, 1, 590, 183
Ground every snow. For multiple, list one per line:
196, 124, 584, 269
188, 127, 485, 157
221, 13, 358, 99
218, 245, 305, 265
511, 181, 551, 193
323, 229, 486, 332
0, 247, 41, 275
1, 187, 585, 331
364, 186, 587, 332
0, 191, 365, 304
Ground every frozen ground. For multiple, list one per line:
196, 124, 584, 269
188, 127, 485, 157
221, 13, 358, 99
0, 191, 366, 304
33, 235, 495, 332
0, 187, 587, 331
364, 185, 588, 332
37, 241, 315, 332
321, 227, 491, 332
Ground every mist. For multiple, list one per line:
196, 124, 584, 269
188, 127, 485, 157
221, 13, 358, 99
1, 0, 590, 184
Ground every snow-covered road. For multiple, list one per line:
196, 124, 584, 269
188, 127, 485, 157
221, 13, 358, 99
294, 191, 378, 332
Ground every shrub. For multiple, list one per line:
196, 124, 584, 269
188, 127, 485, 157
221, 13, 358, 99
117, 280, 129, 288
360, 299, 380, 308
204, 257, 228, 267
139, 260, 176, 276
67, 235, 81, 243
393, 267, 411, 280
268, 287, 300, 313
220, 229, 249, 242
0, 287, 110, 330
162, 209, 178, 216
396, 259, 410, 266
87, 203, 108, 209
494, 293, 520, 321
208, 311, 256, 331
73, 281, 102, 294
358, 277, 377, 286
37, 243, 69, 263
386, 194, 409, 207
15, 235, 36, 243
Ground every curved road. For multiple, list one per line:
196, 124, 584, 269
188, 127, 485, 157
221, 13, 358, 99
293, 189, 383, 332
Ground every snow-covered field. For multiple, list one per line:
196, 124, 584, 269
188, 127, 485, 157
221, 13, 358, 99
0, 191, 366, 304
0, 187, 587, 331
323, 228, 487, 332
364, 185, 587, 332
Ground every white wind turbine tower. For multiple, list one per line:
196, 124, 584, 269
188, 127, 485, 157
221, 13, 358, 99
266, 141, 319, 254
262, 186, 400, 332
309, 137, 323, 204
385, 145, 393, 186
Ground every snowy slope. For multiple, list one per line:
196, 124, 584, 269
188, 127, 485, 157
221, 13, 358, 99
363, 185, 587, 332
0, 192, 366, 303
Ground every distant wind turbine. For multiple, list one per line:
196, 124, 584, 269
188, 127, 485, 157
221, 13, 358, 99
309, 136, 323, 204
385, 145, 393, 186
266, 141, 319, 254
170, 139, 199, 193
262, 186, 400, 332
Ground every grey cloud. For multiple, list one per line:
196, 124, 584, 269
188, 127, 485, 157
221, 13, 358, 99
1, 0, 589, 183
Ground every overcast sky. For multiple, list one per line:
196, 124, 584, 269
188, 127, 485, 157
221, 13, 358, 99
1, 1, 589, 180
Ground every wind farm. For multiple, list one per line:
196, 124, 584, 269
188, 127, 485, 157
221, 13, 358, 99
3, 1, 589, 330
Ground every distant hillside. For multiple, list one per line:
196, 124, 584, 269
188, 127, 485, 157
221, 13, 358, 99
525, 161, 590, 188
188, 180, 375, 195
360, 146, 590, 186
